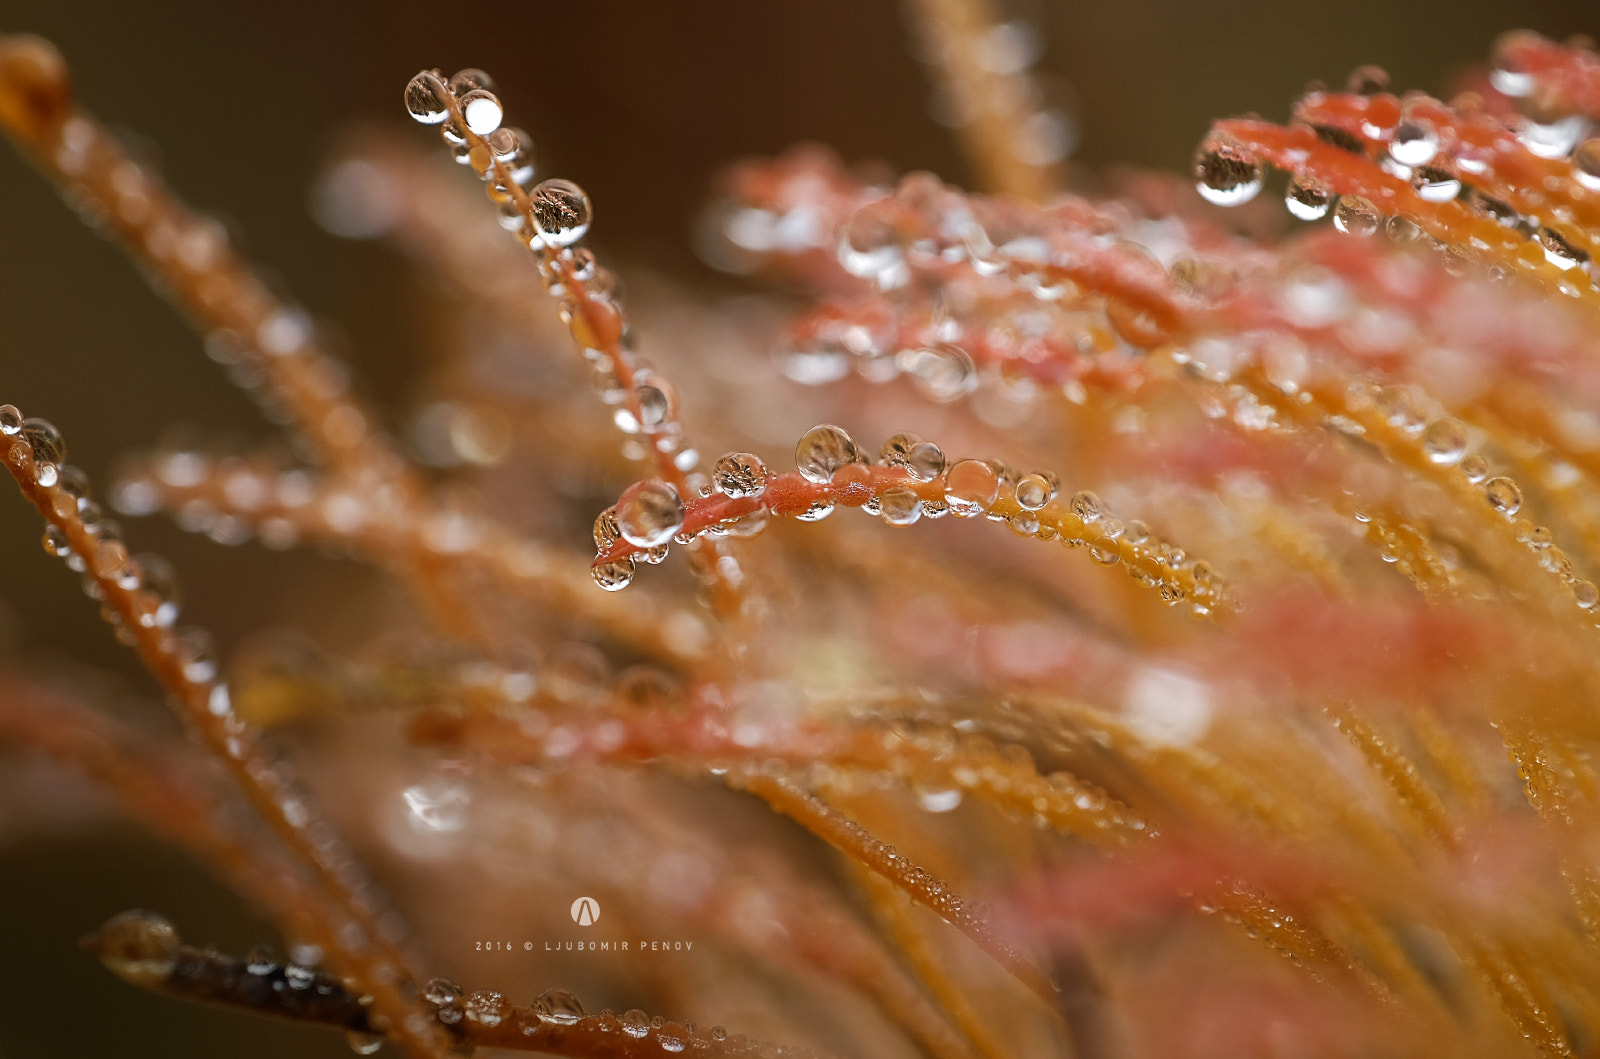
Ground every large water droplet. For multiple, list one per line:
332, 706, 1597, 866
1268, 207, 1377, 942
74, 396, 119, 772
424, 978, 464, 1006
345, 1029, 385, 1055
1537, 227, 1587, 271
1284, 175, 1331, 220
1332, 196, 1380, 237
713, 452, 768, 498
404, 72, 448, 124
529, 179, 592, 248
1387, 122, 1438, 167
459, 89, 503, 135
796, 424, 862, 483
1015, 471, 1058, 511
1421, 418, 1469, 465
901, 344, 977, 402
839, 202, 904, 279
621, 1009, 651, 1038
87, 909, 180, 987
22, 417, 65, 466
0, 404, 21, 436
537, 989, 586, 1024
592, 557, 637, 591
617, 480, 685, 547
1573, 138, 1600, 191
1409, 166, 1460, 203
880, 485, 922, 526
944, 458, 999, 516
1484, 476, 1522, 516
879, 433, 946, 481
1070, 490, 1103, 523
465, 990, 509, 1026
1193, 141, 1264, 206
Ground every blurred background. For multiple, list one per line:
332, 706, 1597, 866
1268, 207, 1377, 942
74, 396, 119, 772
1, 0, 1598, 1054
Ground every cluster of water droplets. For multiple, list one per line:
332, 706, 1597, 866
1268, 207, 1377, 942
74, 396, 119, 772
418, 978, 735, 1051
1194, 58, 1600, 289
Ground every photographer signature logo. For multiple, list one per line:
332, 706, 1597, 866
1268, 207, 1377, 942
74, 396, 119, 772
570, 896, 600, 926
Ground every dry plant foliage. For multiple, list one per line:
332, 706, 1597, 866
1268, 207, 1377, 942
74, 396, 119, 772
6, 10, 1600, 1059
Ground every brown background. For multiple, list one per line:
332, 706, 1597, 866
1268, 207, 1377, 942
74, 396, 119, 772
1, 1, 1597, 1055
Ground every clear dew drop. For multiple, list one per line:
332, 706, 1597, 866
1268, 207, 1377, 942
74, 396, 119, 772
838, 202, 904, 279
539, 989, 587, 1024
529, 179, 592, 248
1573, 579, 1599, 609
22, 417, 65, 466
345, 1029, 385, 1055
1421, 418, 1469, 465
1387, 122, 1438, 167
621, 1009, 651, 1037
1537, 227, 1587, 271
42, 524, 70, 558
1070, 490, 1103, 524
1484, 476, 1523, 516
1193, 141, 1264, 206
1409, 165, 1461, 203
1332, 196, 1380, 237
465, 990, 509, 1027
712, 452, 768, 498
1089, 535, 1121, 565
944, 458, 999, 516
404, 72, 448, 124
880, 485, 922, 526
1284, 175, 1332, 220
879, 433, 945, 481
916, 787, 963, 812
795, 424, 862, 483
458, 90, 503, 135
424, 978, 465, 1006
88, 909, 180, 987
0, 404, 21, 436
616, 480, 685, 548
1460, 454, 1489, 483
1573, 139, 1600, 191
593, 506, 621, 551
592, 556, 637, 591
902, 344, 977, 402
1015, 471, 1058, 511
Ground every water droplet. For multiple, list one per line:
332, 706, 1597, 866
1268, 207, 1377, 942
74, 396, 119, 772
839, 201, 903, 279
87, 909, 180, 986
1538, 227, 1587, 271
458, 89, 502, 135
529, 179, 592, 248
22, 417, 65, 466
345, 1029, 385, 1055
1574, 580, 1599, 609
1484, 476, 1522, 516
944, 458, 999, 516
711, 1026, 728, 1042
1015, 471, 1058, 511
1332, 196, 1380, 237
795, 500, 835, 521
1573, 138, 1600, 191
712, 452, 768, 498
466, 990, 509, 1026
592, 556, 637, 591
1489, 31, 1536, 97
538, 989, 586, 1024
424, 978, 465, 1006
1284, 175, 1331, 220
1520, 113, 1588, 160
1409, 165, 1460, 202
1089, 536, 1121, 565
796, 424, 862, 483
621, 1009, 650, 1038
0, 405, 20, 436
1460, 455, 1489, 482
1193, 141, 1264, 206
177, 628, 216, 682
880, 486, 922, 526
1346, 64, 1390, 94
42, 527, 71, 559
617, 480, 685, 547
906, 785, 960, 814
1070, 490, 1103, 523
594, 507, 621, 551
1385, 214, 1424, 244
404, 72, 448, 124
881, 434, 946, 481
1421, 418, 1469, 464
1388, 122, 1438, 166
901, 344, 976, 402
